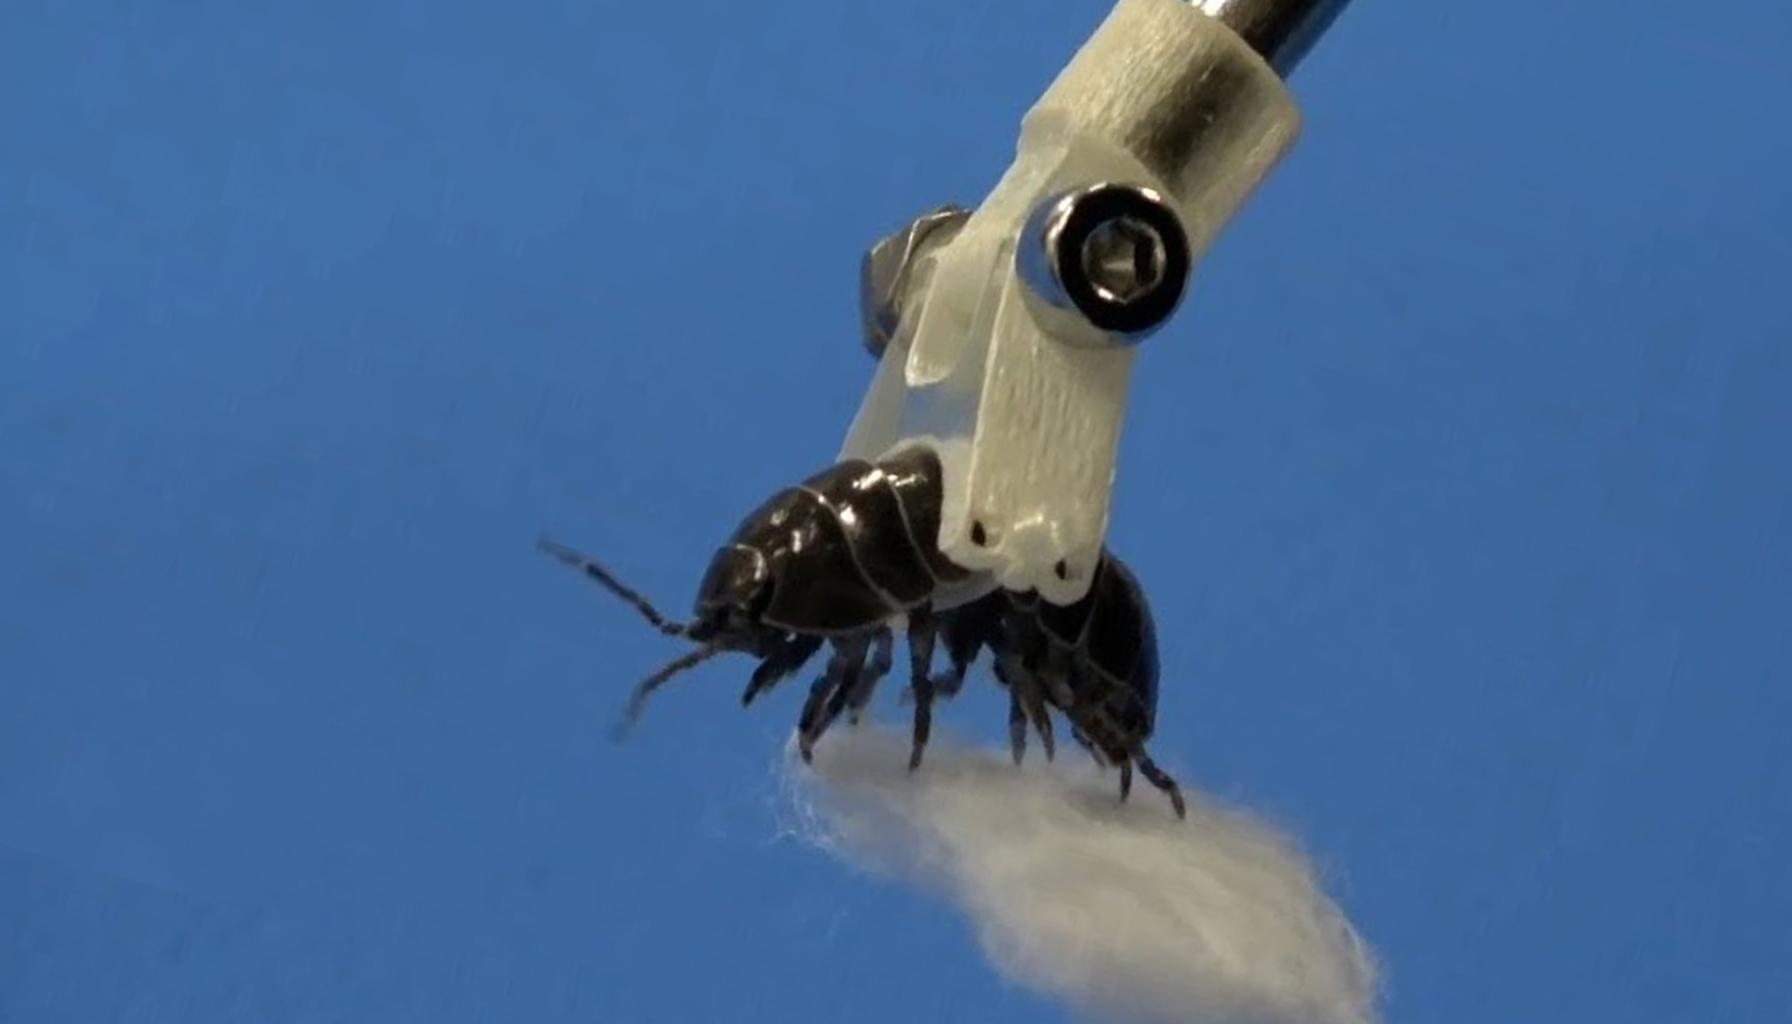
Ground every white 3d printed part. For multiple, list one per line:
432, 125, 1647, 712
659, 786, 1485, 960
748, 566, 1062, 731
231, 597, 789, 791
842, 0, 1302, 605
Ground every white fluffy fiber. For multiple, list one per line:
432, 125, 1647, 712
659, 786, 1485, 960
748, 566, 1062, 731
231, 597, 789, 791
778, 726, 1379, 1024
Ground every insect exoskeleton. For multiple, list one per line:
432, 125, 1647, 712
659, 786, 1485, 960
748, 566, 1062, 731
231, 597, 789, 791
541, 444, 1186, 818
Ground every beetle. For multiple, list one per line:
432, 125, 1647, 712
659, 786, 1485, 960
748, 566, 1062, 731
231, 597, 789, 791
541, 443, 1186, 818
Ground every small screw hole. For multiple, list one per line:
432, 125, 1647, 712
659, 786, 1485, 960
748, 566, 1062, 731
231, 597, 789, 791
970, 521, 988, 547
1053, 560, 1069, 580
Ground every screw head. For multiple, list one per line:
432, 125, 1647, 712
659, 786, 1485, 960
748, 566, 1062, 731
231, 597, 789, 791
1016, 182, 1191, 341
1080, 214, 1169, 306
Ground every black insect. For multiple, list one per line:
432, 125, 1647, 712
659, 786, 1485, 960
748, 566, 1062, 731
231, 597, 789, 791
541, 444, 1186, 818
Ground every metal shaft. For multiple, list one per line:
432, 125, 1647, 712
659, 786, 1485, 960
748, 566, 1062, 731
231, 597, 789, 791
1191, 0, 1351, 75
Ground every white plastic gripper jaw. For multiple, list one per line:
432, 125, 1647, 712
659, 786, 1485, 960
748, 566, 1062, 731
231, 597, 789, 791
841, 0, 1303, 606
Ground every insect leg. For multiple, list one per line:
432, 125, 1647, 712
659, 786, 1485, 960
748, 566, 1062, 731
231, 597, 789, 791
797, 634, 871, 762
846, 628, 895, 725
827, 632, 883, 726
1118, 761, 1133, 802
992, 655, 1029, 766
1071, 725, 1104, 764
1008, 690, 1028, 766
1020, 681, 1055, 762
741, 635, 824, 707
996, 624, 1056, 762
927, 600, 996, 699
1134, 750, 1188, 820
905, 611, 938, 771
929, 635, 975, 699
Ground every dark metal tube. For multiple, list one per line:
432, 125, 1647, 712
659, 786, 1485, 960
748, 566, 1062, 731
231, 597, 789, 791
1190, 0, 1352, 75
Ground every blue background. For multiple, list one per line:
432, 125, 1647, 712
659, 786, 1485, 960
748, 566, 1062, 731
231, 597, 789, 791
4, 1, 1789, 1021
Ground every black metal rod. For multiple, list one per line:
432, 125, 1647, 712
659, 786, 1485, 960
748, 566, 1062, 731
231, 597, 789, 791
1191, 0, 1353, 75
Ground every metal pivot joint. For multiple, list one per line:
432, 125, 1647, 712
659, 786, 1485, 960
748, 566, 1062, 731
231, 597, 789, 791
1017, 183, 1192, 343
842, 0, 1349, 605
860, 205, 970, 360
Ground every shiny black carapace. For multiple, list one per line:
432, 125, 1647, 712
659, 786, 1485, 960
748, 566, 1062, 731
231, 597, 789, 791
541, 445, 1186, 818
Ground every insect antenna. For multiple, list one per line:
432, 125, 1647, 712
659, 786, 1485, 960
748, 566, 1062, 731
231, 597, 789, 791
610, 644, 725, 740
537, 535, 688, 637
